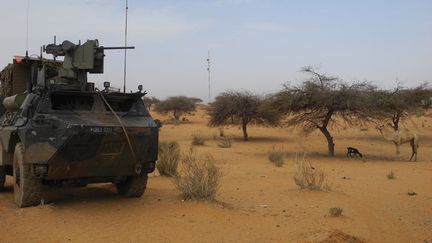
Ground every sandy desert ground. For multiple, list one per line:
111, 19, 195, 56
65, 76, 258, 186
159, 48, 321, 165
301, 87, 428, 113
0, 108, 431, 243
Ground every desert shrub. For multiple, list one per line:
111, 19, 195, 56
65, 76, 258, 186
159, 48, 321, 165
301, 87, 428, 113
174, 151, 221, 201
191, 134, 206, 146
218, 136, 233, 148
157, 141, 181, 177
293, 155, 331, 191
329, 207, 343, 217
268, 148, 284, 167
387, 170, 396, 180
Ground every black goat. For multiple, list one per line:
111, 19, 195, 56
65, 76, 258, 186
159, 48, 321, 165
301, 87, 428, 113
347, 147, 363, 158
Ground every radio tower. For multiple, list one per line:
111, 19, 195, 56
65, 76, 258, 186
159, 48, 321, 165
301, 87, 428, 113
207, 51, 211, 104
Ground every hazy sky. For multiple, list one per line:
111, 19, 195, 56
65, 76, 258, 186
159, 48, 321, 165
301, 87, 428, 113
1, 0, 431, 101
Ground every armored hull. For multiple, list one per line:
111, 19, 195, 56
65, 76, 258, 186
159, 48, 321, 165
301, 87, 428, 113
0, 39, 160, 207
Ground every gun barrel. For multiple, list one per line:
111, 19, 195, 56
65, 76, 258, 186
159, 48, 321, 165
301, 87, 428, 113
99, 46, 135, 50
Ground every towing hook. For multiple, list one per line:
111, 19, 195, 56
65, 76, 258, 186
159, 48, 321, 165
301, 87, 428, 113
135, 164, 142, 175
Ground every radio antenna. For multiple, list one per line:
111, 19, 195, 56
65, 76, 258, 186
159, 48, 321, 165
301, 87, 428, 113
25, 0, 30, 57
207, 50, 211, 103
123, 0, 129, 93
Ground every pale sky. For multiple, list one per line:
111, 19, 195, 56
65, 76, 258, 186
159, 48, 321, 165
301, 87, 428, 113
1, 0, 431, 102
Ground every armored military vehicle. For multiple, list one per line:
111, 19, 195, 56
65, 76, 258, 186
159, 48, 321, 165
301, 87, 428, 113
0, 39, 159, 207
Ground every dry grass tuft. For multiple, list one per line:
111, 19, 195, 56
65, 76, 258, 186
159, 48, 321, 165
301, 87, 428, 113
268, 148, 285, 167
387, 170, 396, 180
329, 207, 343, 217
218, 136, 233, 148
157, 141, 181, 177
174, 150, 221, 201
293, 154, 331, 191
191, 133, 206, 146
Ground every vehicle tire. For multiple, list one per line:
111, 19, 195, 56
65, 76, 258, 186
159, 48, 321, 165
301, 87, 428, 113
13, 143, 42, 208
0, 166, 5, 191
115, 173, 148, 197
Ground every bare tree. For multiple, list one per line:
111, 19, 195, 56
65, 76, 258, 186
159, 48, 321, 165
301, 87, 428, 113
273, 66, 376, 156
208, 91, 282, 141
375, 83, 432, 131
155, 96, 202, 120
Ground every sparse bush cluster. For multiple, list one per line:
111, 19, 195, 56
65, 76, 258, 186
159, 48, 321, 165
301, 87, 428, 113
158, 141, 222, 201
387, 170, 396, 180
293, 155, 331, 191
157, 141, 181, 177
329, 207, 343, 217
268, 148, 285, 167
191, 133, 207, 146
218, 136, 233, 148
174, 151, 221, 201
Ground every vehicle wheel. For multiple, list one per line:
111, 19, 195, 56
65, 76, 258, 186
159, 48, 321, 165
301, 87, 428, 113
0, 166, 5, 191
13, 143, 42, 208
115, 173, 148, 197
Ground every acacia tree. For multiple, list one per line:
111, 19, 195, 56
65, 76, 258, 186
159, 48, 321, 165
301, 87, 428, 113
273, 66, 376, 156
208, 91, 282, 141
143, 96, 160, 110
375, 84, 432, 131
155, 96, 202, 120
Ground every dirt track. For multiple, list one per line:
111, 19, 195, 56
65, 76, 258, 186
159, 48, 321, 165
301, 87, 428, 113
1, 110, 431, 242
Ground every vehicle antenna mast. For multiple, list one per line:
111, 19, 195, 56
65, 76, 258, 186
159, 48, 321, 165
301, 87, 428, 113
207, 50, 211, 103
25, 0, 30, 57
123, 0, 129, 93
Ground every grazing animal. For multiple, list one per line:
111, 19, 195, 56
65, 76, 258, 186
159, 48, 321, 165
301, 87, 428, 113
376, 124, 419, 161
346, 147, 363, 158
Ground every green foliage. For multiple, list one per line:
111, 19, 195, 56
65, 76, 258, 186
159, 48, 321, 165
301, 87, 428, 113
208, 90, 282, 141
155, 96, 202, 120
329, 207, 343, 217
268, 148, 284, 167
174, 151, 221, 201
157, 141, 181, 177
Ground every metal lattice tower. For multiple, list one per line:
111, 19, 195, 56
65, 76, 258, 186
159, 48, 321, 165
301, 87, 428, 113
207, 51, 211, 103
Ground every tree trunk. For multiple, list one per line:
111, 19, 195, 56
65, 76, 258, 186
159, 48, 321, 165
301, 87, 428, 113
173, 110, 179, 120
242, 113, 249, 141
319, 109, 335, 156
319, 127, 335, 156
391, 111, 400, 131
242, 122, 248, 141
